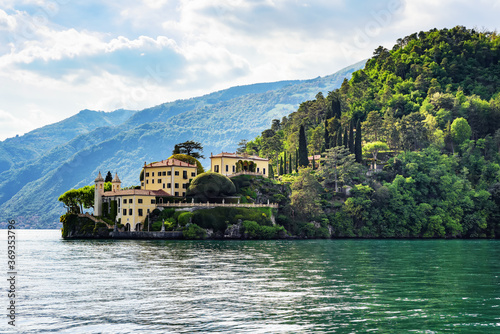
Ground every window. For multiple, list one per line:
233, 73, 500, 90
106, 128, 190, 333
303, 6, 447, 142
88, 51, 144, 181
167, 171, 171, 176
175, 192, 179, 196
138, 209, 143, 216
182, 192, 185, 197
129, 209, 133, 215
214, 165, 219, 172
123, 199, 127, 204
129, 199, 133, 204
152, 179, 155, 184
145, 172, 150, 177
263, 168, 266, 175
152, 172, 155, 177
182, 183, 188, 189
167, 183, 171, 188
163, 183, 165, 189
138, 199, 143, 204
162, 171, 166, 176
146, 180, 149, 184
158, 179, 162, 183
141, 182, 144, 187
151, 199, 156, 204
123, 209, 127, 215
226, 165, 229, 172
175, 183, 179, 188
191, 172, 196, 177
183, 170, 188, 179
232, 165, 235, 173
175, 171, 179, 176
257, 167, 260, 173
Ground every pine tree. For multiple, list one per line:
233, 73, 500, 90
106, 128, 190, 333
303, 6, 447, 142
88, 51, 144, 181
298, 125, 309, 167
349, 120, 355, 153
355, 120, 363, 163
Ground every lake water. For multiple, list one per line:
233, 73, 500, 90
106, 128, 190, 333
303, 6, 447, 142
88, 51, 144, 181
1, 230, 499, 333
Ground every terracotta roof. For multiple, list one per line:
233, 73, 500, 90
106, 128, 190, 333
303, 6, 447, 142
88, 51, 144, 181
144, 158, 197, 168
210, 152, 269, 161
102, 189, 172, 197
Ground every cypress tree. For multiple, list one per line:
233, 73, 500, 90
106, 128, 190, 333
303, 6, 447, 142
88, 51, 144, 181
324, 119, 330, 151
337, 128, 343, 147
349, 120, 355, 153
279, 157, 284, 175
284, 152, 287, 174
343, 127, 348, 147
298, 125, 309, 167
312, 154, 316, 170
355, 120, 363, 163
295, 148, 299, 173
269, 164, 274, 179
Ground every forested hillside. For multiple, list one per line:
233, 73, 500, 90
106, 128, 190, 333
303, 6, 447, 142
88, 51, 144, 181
0, 61, 364, 228
248, 26, 500, 238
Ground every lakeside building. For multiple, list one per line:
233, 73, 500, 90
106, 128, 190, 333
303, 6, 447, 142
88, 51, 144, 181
94, 158, 198, 231
210, 152, 269, 177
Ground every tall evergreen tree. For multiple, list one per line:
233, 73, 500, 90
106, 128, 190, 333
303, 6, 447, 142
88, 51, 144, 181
298, 125, 309, 167
279, 157, 284, 175
284, 151, 287, 174
295, 148, 299, 173
343, 127, 348, 148
105, 171, 113, 183
312, 154, 316, 170
269, 164, 275, 179
324, 119, 330, 151
355, 120, 363, 163
337, 128, 343, 147
349, 120, 355, 153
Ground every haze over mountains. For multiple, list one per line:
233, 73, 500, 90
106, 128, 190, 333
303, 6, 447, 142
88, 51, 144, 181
0, 60, 365, 228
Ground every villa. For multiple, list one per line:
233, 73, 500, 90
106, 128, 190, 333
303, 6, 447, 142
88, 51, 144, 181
210, 152, 269, 177
94, 158, 197, 231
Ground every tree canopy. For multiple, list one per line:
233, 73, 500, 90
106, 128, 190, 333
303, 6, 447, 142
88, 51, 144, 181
172, 140, 205, 159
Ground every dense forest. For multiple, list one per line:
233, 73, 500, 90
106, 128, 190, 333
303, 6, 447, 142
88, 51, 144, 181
245, 26, 500, 238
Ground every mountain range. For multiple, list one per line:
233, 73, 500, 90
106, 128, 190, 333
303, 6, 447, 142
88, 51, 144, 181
0, 60, 365, 228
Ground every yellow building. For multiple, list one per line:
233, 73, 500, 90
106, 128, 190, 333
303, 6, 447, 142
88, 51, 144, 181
141, 158, 197, 197
210, 152, 269, 177
95, 172, 172, 231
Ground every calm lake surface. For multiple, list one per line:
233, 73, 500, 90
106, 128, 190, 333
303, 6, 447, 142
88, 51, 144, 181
1, 230, 499, 333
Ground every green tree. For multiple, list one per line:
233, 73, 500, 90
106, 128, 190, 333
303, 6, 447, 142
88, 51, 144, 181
320, 146, 362, 193
298, 125, 309, 167
105, 171, 113, 183
450, 117, 472, 148
236, 139, 248, 154
186, 172, 236, 201
348, 120, 355, 153
173, 140, 205, 159
355, 120, 362, 163
290, 168, 323, 219
363, 141, 389, 170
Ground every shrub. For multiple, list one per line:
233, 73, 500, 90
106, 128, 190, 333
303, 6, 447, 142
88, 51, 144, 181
178, 212, 193, 226
183, 224, 207, 239
187, 172, 236, 201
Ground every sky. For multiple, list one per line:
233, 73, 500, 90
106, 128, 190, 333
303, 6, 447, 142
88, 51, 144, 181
0, 0, 499, 140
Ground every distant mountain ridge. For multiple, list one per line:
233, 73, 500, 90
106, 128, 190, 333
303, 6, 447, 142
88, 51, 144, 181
0, 60, 365, 228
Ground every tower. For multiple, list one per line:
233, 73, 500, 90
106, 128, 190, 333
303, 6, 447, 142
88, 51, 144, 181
94, 171, 104, 216
112, 173, 121, 191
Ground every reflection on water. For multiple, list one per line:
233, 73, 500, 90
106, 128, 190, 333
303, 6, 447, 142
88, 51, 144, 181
2, 230, 499, 333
